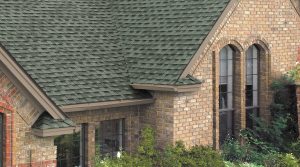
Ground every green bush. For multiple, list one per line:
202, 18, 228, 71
186, 145, 225, 167
264, 153, 299, 167
290, 140, 300, 159
95, 126, 225, 167
221, 138, 268, 165
222, 139, 249, 162
158, 141, 225, 167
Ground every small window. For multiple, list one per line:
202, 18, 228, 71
245, 45, 259, 129
95, 119, 125, 157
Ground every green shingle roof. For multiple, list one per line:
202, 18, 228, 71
32, 112, 75, 130
0, 0, 229, 106
117, 0, 230, 84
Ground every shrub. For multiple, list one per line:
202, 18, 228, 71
221, 138, 268, 165
222, 139, 249, 162
290, 140, 300, 159
95, 125, 226, 167
158, 142, 225, 167
264, 153, 299, 167
186, 145, 225, 167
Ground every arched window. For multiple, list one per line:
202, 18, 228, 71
245, 45, 259, 129
219, 45, 234, 144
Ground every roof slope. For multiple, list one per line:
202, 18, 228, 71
0, 0, 148, 106
116, 0, 230, 84
0, 0, 229, 106
32, 112, 75, 130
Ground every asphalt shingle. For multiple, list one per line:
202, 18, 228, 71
32, 112, 75, 130
0, 0, 229, 106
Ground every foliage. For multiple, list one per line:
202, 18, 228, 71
222, 76, 300, 166
221, 138, 270, 165
157, 141, 225, 167
288, 64, 300, 82
224, 161, 263, 167
95, 126, 225, 167
289, 140, 300, 159
138, 125, 156, 158
222, 139, 249, 162
264, 153, 299, 167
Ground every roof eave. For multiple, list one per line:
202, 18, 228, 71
32, 126, 80, 137
0, 46, 66, 120
179, 0, 240, 78
60, 98, 154, 113
131, 84, 201, 93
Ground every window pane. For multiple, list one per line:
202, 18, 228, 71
246, 108, 259, 129
219, 46, 233, 110
219, 45, 234, 145
246, 45, 259, 108
219, 110, 234, 145
220, 59, 228, 77
246, 45, 260, 130
219, 92, 228, 109
246, 85, 253, 106
95, 119, 125, 157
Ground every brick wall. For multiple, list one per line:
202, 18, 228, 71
141, 91, 175, 148
67, 106, 142, 166
0, 71, 57, 167
142, 0, 300, 149
188, 0, 300, 148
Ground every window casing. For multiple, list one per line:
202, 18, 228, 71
245, 45, 259, 129
219, 46, 234, 144
95, 119, 125, 157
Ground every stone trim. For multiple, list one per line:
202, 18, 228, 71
180, 0, 240, 78
243, 36, 271, 55
0, 46, 65, 120
31, 126, 80, 137
213, 38, 244, 53
61, 98, 154, 113
131, 84, 201, 92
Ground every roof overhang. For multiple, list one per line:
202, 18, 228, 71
131, 84, 201, 92
32, 126, 80, 137
0, 46, 66, 120
61, 98, 154, 113
179, 0, 240, 78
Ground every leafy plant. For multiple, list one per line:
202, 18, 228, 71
288, 64, 300, 82
264, 153, 299, 167
289, 140, 300, 159
95, 126, 225, 167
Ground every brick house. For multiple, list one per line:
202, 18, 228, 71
0, 0, 299, 166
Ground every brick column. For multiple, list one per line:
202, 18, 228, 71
87, 123, 96, 167
296, 82, 300, 138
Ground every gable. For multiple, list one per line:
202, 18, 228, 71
0, 67, 44, 126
